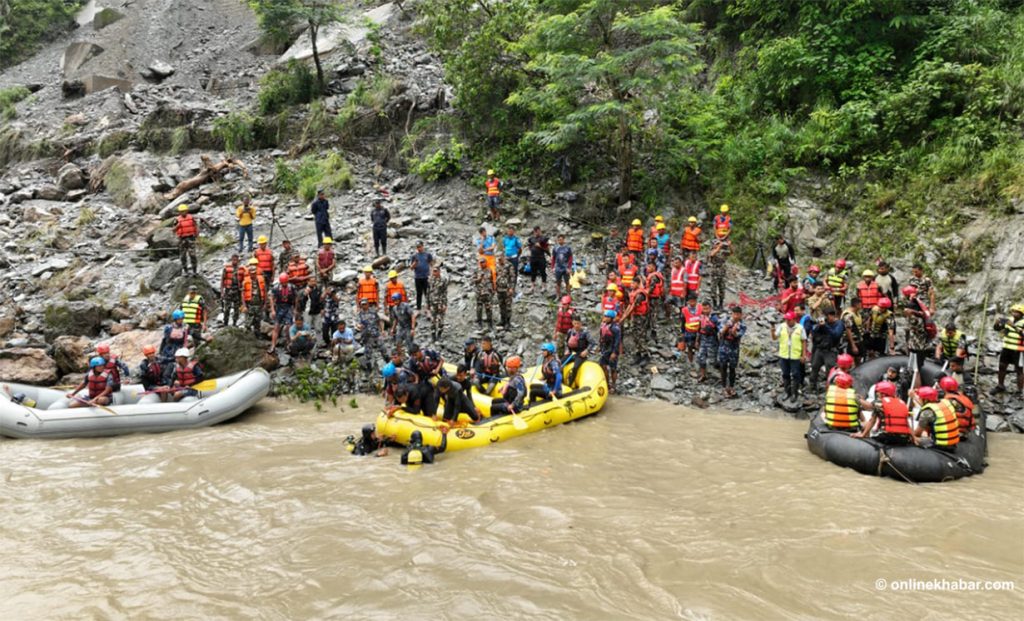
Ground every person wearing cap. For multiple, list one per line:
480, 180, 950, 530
253, 235, 275, 283
644, 236, 664, 275
159, 309, 190, 382
243, 258, 268, 337
287, 253, 312, 289
310, 189, 332, 246
495, 254, 516, 329
552, 294, 576, 353
993, 303, 1024, 395
317, 237, 336, 285
174, 204, 199, 275
680, 216, 702, 253
853, 381, 915, 445
911, 386, 960, 451
171, 348, 205, 402
408, 241, 434, 311
908, 263, 936, 310
808, 307, 845, 392
865, 296, 895, 358
528, 343, 563, 404
219, 253, 244, 327
707, 232, 731, 309
389, 292, 416, 352
473, 336, 504, 395
802, 264, 822, 294
235, 195, 256, 254
856, 269, 881, 310
935, 321, 968, 364
180, 284, 208, 346
654, 221, 672, 262
599, 310, 623, 393
138, 345, 168, 400
91, 342, 129, 394
772, 309, 809, 401
648, 215, 665, 241
268, 274, 296, 353
713, 204, 731, 239
489, 357, 527, 418
696, 303, 721, 383
67, 357, 113, 408
356, 266, 379, 310
564, 316, 591, 387
485, 169, 502, 221
277, 239, 295, 274
426, 264, 449, 341
527, 226, 550, 293
462, 338, 480, 371
626, 219, 645, 255
356, 298, 387, 364
473, 257, 496, 329
370, 199, 391, 256
384, 270, 408, 312
821, 373, 868, 432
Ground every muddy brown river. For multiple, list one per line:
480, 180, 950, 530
1, 398, 1021, 619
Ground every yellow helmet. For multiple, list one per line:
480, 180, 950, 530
257, 235, 268, 244
1012, 304, 1024, 314
363, 266, 373, 273
688, 216, 698, 223
631, 219, 641, 226
862, 269, 875, 277
487, 169, 495, 176
322, 237, 333, 245
177, 204, 189, 212
656, 223, 666, 230
606, 283, 618, 291
388, 270, 398, 279
720, 204, 729, 213
248, 257, 259, 265
654, 215, 664, 222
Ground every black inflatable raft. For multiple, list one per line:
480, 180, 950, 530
805, 356, 987, 483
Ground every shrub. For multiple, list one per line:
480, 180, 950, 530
275, 152, 353, 201
258, 60, 319, 115
104, 161, 135, 208
0, 86, 31, 120
410, 137, 465, 181
213, 111, 258, 154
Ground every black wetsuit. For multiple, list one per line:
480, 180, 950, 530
401, 435, 448, 465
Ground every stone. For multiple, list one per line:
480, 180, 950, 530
61, 42, 104, 76
650, 375, 675, 393
53, 335, 92, 375
985, 413, 1008, 433
106, 330, 162, 369
110, 322, 135, 335
30, 259, 70, 277
1007, 411, 1024, 433
170, 276, 220, 317
333, 269, 358, 285
147, 222, 179, 257
34, 185, 65, 201
93, 7, 125, 30
0, 349, 58, 385
43, 300, 109, 337
197, 327, 270, 377
0, 316, 15, 338
278, 2, 395, 64
148, 60, 176, 79
149, 258, 182, 290
82, 75, 133, 95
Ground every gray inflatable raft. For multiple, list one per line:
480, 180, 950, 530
0, 368, 271, 439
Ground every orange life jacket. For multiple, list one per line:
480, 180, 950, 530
630, 290, 649, 316
222, 264, 241, 290
669, 266, 686, 297
681, 226, 701, 251
243, 272, 266, 303
385, 280, 407, 307
288, 261, 310, 284
254, 248, 274, 273
682, 304, 702, 333
713, 214, 731, 238
647, 272, 665, 298
620, 265, 638, 288
945, 393, 975, 435
485, 177, 501, 197
357, 276, 379, 306
856, 280, 881, 309
684, 259, 702, 291
176, 214, 197, 238
824, 385, 860, 429
923, 401, 960, 448
86, 370, 109, 399
877, 396, 911, 436
626, 227, 644, 252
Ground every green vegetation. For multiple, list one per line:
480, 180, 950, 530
273, 151, 353, 201
104, 160, 135, 208
248, 0, 346, 90
0, 0, 83, 69
276, 362, 360, 410
257, 60, 320, 115
335, 74, 399, 136
409, 137, 464, 181
95, 130, 133, 157
213, 111, 259, 154
0, 86, 30, 120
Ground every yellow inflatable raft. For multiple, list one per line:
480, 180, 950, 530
374, 359, 608, 451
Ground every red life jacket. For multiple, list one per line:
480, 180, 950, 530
485, 177, 501, 197
713, 214, 731, 238
647, 272, 665, 298
254, 248, 274, 272
86, 370, 109, 399
684, 259, 702, 290
480, 351, 501, 374
555, 308, 574, 334
682, 304, 702, 333
631, 290, 649, 316
601, 293, 619, 312
669, 266, 686, 297
856, 280, 881, 308
176, 361, 198, 387
273, 284, 295, 306
877, 396, 911, 436
175, 214, 197, 238
103, 359, 122, 388
542, 358, 557, 380
946, 393, 975, 435
318, 248, 335, 270
168, 323, 187, 342
626, 228, 644, 252
699, 315, 718, 336
600, 323, 615, 343
222, 264, 240, 289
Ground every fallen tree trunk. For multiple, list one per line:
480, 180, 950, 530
163, 155, 249, 200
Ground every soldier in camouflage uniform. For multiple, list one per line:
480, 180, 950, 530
245, 260, 266, 337
707, 237, 731, 309
277, 239, 296, 275
426, 264, 448, 341
390, 294, 416, 353
474, 257, 495, 329
220, 254, 244, 327
356, 298, 387, 364
495, 254, 516, 329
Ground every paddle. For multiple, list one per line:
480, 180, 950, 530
69, 394, 118, 416
137, 379, 216, 396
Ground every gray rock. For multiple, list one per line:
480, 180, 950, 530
30, 259, 70, 277
34, 185, 65, 201
985, 413, 1009, 433
333, 269, 358, 285
149, 258, 183, 290
43, 300, 109, 337
1007, 411, 1024, 433
0, 348, 58, 385
148, 60, 176, 78
650, 375, 674, 392
52, 335, 92, 376
93, 7, 125, 30
57, 164, 86, 191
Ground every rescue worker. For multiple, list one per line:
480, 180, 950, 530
489, 357, 527, 417
619, 252, 639, 290
654, 221, 672, 261
826, 353, 856, 387
310, 189, 332, 247
821, 373, 866, 432
344, 423, 389, 456
553, 295, 575, 353
356, 298, 387, 364
648, 215, 665, 241
502, 225, 523, 286
476, 227, 497, 274
474, 336, 504, 395
683, 250, 702, 298
277, 239, 296, 274
426, 264, 449, 341
667, 256, 687, 317
564, 316, 591, 387
679, 295, 703, 366
802, 264, 822, 294
67, 357, 112, 408
243, 258, 267, 337
170, 348, 204, 402
680, 216, 702, 254
370, 199, 391, 256
935, 322, 968, 363
772, 311, 808, 400
599, 310, 623, 393
356, 266, 380, 310
401, 430, 447, 469
644, 262, 665, 321
551, 234, 574, 300
174, 204, 199, 275
902, 285, 933, 373
435, 377, 482, 423
939, 376, 975, 438
912, 386, 960, 451
235, 195, 256, 254
180, 284, 207, 347
623, 282, 651, 363
317, 237, 336, 285
713, 204, 731, 239
528, 343, 563, 404
527, 226, 550, 292
718, 306, 746, 398
138, 345, 167, 401
90, 342, 127, 393
159, 309, 190, 382
473, 258, 495, 329
826, 259, 849, 308
626, 219, 645, 257
485, 168, 502, 221
771, 235, 795, 291
408, 240, 433, 311
853, 381, 913, 445
864, 297, 895, 358
696, 304, 721, 383
707, 234, 730, 310
287, 253, 312, 289
855, 269, 881, 311
993, 303, 1024, 395
644, 236, 664, 275
390, 293, 416, 353
808, 309, 845, 391
220, 254, 244, 327
495, 254, 516, 329
841, 297, 865, 360
874, 261, 899, 303
385, 270, 408, 313
254, 235, 275, 285
268, 274, 296, 353
601, 283, 622, 315
908, 263, 936, 311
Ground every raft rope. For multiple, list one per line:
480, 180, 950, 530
875, 447, 918, 485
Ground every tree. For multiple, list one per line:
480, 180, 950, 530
248, 0, 346, 91
508, 1, 702, 203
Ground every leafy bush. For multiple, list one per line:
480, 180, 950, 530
213, 111, 258, 154
0, 86, 31, 120
410, 138, 464, 181
104, 161, 135, 208
258, 60, 319, 115
274, 152, 353, 201
0, 1, 83, 69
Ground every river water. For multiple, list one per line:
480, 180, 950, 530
1, 398, 1021, 620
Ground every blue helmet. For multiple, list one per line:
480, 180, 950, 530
89, 356, 106, 368
604, 309, 617, 318
391, 292, 402, 300
382, 362, 396, 378
540, 343, 556, 354
172, 309, 185, 320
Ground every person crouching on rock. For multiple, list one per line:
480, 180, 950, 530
170, 348, 204, 401
67, 357, 113, 408
402, 430, 447, 469
528, 343, 562, 404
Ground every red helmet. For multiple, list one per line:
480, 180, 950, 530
875, 381, 897, 397
877, 297, 892, 309
837, 353, 854, 369
834, 372, 854, 389
783, 311, 796, 321
96, 343, 110, 355
835, 259, 846, 269
901, 285, 917, 297
279, 274, 290, 284
917, 386, 939, 403
808, 264, 820, 274
939, 376, 959, 392
561, 295, 572, 305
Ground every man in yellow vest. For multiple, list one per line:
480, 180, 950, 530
485, 169, 502, 221
771, 311, 809, 400
180, 284, 208, 346
994, 304, 1024, 395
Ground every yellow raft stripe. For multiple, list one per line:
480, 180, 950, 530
374, 360, 609, 451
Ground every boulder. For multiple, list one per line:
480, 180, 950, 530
147, 60, 175, 79
149, 258, 182, 290
0, 316, 15, 338
650, 375, 675, 393
53, 335, 92, 375
93, 7, 125, 30
110, 322, 135, 335
147, 222, 179, 256
0, 349, 58, 385
985, 413, 1009, 433
170, 276, 220, 317
1008, 411, 1024, 433
57, 163, 86, 191
82, 75, 134, 95
106, 330, 162, 369
197, 327, 269, 377
43, 300, 109, 337
61, 42, 104, 76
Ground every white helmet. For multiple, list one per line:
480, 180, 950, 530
174, 348, 190, 358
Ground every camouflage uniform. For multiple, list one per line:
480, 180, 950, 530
707, 238, 730, 309
427, 273, 449, 341
222, 268, 243, 327
392, 301, 415, 352
474, 266, 495, 328
248, 277, 265, 337
495, 261, 516, 328
179, 237, 198, 275
357, 308, 386, 363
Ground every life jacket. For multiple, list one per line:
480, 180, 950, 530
168, 323, 187, 342
713, 214, 731, 238
600, 322, 616, 344
616, 253, 630, 273
684, 258, 701, 291
681, 226, 701, 251
776, 323, 804, 360
86, 370, 109, 399
243, 272, 266, 303
288, 261, 310, 284
1002, 317, 1024, 351
826, 268, 848, 295
626, 227, 644, 252
555, 308, 574, 333
648, 225, 660, 240
939, 330, 964, 359
541, 358, 558, 382
669, 266, 686, 297
222, 264, 241, 290
175, 214, 197, 238
877, 396, 911, 436
273, 284, 295, 306
175, 361, 198, 387
601, 293, 619, 312
103, 358, 123, 389
620, 264, 638, 288
485, 177, 501, 197
856, 280, 881, 308
181, 296, 204, 325
921, 401, 960, 448
945, 393, 975, 435
630, 290, 649, 316
385, 281, 407, 307
699, 315, 718, 337
142, 360, 162, 386
357, 276, 379, 305
823, 385, 860, 430
647, 272, 665, 298
480, 350, 501, 374
254, 247, 274, 272
868, 309, 892, 337
682, 304, 702, 333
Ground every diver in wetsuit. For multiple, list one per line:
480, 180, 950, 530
400, 430, 448, 467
